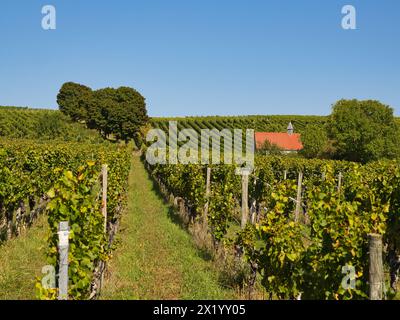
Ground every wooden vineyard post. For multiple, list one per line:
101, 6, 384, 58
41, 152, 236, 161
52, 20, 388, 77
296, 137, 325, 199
102, 165, 108, 234
250, 176, 258, 224
58, 221, 70, 300
250, 200, 257, 224
294, 171, 303, 222
337, 172, 343, 194
240, 169, 250, 229
283, 170, 287, 180
203, 167, 211, 224
368, 233, 384, 300
6, 212, 13, 240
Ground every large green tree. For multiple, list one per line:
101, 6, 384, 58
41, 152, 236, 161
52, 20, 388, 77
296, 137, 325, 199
57, 83, 148, 142
57, 82, 92, 121
88, 87, 148, 141
300, 124, 329, 159
328, 99, 400, 163
110, 87, 148, 142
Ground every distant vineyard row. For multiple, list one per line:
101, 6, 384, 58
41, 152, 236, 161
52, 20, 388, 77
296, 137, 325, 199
151, 115, 400, 133
150, 115, 328, 133
2, 106, 399, 137
0, 106, 102, 142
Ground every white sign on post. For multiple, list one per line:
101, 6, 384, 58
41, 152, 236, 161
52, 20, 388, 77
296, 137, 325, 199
58, 230, 69, 247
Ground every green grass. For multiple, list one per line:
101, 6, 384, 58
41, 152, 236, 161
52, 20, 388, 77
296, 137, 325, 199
100, 155, 238, 300
0, 215, 48, 300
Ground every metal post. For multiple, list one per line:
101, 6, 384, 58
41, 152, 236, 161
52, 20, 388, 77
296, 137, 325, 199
58, 221, 69, 300
102, 165, 108, 233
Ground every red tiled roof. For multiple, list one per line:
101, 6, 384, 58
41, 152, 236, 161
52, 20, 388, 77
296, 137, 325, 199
255, 132, 303, 151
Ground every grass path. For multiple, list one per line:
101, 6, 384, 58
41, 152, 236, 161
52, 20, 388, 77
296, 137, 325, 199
0, 215, 48, 300
101, 155, 237, 300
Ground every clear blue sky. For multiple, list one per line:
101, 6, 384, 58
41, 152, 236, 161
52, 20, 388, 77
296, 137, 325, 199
0, 0, 399, 116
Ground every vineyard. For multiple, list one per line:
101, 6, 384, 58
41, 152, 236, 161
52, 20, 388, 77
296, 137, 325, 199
146, 155, 400, 299
0, 136, 131, 299
150, 115, 328, 134
3, 0, 400, 308
1, 106, 400, 300
0, 106, 102, 142
151, 115, 400, 132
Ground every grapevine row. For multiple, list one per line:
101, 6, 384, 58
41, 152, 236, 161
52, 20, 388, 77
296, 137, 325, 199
0, 138, 131, 299
0, 106, 102, 142
146, 155, 400, 299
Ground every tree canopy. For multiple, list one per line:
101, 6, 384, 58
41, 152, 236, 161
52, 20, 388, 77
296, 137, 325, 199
258, 140, 283, 155
57, 82, 92, 122
57, 82, 148, 142
300, 124, 329, 159
328, 99, 400, 163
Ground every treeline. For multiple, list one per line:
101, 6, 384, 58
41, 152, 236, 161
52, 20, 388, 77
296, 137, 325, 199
57, 82, 148, 143
303, 99, 400, 163
0, 107, 102, 143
